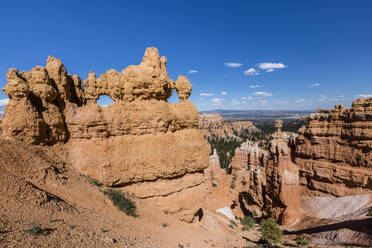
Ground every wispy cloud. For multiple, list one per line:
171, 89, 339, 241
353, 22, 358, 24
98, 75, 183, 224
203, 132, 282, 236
211, 98, 224, 105
242, 96, 253, 100
232, 99, 247, 105
308, 83, 320, 87
295, 99, 306, 103
221, 91, 227, 95
200, 93, 213, 96
249, 85, 260, 88
244, 68, 259, 76
253, 91, 273, 97
257, 63, 286, 72
0, 98, 9, 107
188, 70, 198, 74
356, 94, 372, 98
224, 62, 243, 68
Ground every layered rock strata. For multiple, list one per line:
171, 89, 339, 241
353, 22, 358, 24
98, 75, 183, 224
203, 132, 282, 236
1, 48, 210, 222
295, 99, 372, 197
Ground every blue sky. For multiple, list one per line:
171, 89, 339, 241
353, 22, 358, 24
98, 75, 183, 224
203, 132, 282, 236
0, 0, 371, 111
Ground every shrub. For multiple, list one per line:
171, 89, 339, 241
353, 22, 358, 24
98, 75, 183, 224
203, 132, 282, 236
229, 220, 238, 229
367, 207, 372, 217
240, 216, 255, 231
295, 234, 310, 246
24, 223, 45, 236
211, 182, 217, 187
231, 174, 237, 189
80, 174, 101, 187
161, 222, 167, 228
103, 189, 137, 217
241, 176, 247, 186
252, 210, 258, 218
261, 218, 282, 245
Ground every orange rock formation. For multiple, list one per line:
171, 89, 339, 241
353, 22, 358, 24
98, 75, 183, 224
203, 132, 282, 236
229, 120, 300, 225
295, 99, 372, 196
1, 47, 210, 222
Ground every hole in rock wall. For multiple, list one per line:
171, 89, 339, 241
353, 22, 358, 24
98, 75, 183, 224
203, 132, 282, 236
167, 89, 180, 103
97, 95, 114, 107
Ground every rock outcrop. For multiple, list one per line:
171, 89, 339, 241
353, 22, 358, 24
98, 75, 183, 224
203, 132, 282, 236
229, 120, 300, 225
295, 99, 372, 197
265, 120, 300, 225
1, 47, 210, 222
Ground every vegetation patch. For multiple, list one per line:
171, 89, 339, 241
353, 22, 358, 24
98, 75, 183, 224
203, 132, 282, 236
260, 218, 282, 245
103, 189, 138, 217
252, 210, 258, 218
230, 174, 237, 189
295, 234, 310, 246
24, 223, 48, 236
241, 176, 247, 186
240, 216, 255, 231
367, 207, 372, 216
80, 174, 102, 187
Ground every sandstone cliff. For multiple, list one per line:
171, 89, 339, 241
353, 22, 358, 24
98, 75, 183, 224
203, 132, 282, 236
295, 99, 372, 197
1, 48, 210, 222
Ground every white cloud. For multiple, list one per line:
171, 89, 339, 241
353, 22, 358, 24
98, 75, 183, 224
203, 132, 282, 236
224, 62, 243, 68
221, 91, 227, 95
232, 99, 247, 105
249, 85, 260, 88
242, 96, 253, 100
273, 99, 288, 105
188, 70, 198, 74
308, 83, 320, 87
0, 98, 9, 107
253, 91, 273, 97
295, 99, 306, 103
356, 94, 372, 98
211, 98, 224, 105
258, 100, 268, 104
244, 68, 259, 76
200, 93, 214, 96
257, 63, 286, 72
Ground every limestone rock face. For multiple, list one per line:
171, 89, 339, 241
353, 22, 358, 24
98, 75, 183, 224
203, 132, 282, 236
1, 47, 210, 222
295, 99, 372, 196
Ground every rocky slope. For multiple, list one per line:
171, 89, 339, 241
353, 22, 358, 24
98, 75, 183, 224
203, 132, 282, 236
295, 100, 372, 197
1, 47, 209, 222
